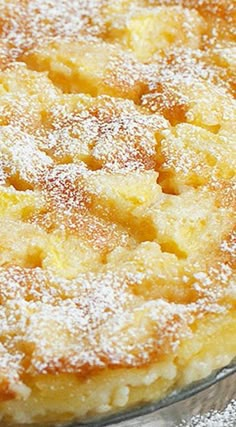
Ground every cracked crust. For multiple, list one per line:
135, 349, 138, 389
0, 0, 235, 425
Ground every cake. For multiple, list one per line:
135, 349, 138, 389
0, 0, 235, 425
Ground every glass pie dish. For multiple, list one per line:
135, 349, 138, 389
0, 2, 235, 427
61, 360, 236, 427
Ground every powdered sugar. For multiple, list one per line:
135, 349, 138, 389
0, 0, 235, 423
179, 400, 236, 427
0, 262, 231, 381
0, 0, 105, 66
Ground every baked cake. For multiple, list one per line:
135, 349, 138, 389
0, 0, 235, 425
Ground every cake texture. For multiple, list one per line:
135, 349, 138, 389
0, 0, 235, 425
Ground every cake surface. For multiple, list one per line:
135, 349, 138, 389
0, 0, 235, 425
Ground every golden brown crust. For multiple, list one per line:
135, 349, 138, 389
0, 0, 235, 424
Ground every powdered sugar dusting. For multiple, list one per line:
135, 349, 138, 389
0, 0, 235, 423
0, 0, 105, 67
0, 262, 232, 380
0, 125, 53, 188
36, 95, 169, 172
179, 400, 236, 427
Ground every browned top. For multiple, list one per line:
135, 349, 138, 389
0, 0, 235, 402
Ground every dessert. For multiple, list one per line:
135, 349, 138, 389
0, 0, 235, 425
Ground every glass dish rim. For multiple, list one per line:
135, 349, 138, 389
78, 359, 236, 427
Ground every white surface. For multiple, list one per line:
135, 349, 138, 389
179, 400, 236, 426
